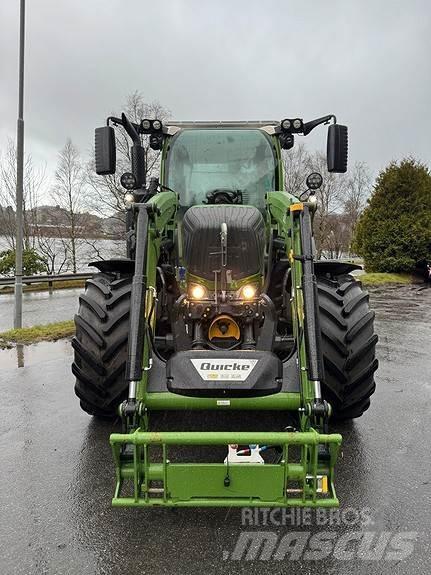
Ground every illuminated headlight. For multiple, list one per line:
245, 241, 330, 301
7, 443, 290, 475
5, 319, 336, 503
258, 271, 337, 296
152, 119, 162, 131
141, 118, 151, 130
190, 284, 207, 299
281, 119, 291, 130
308, 193, 318, 204
241, 285, 257, 300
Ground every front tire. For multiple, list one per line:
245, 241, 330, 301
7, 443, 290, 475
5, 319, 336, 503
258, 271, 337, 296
72, 272, 131, 416
317, 274, 378, 419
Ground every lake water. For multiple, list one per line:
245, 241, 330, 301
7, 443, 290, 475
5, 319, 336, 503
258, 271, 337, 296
0, 235, 124, 273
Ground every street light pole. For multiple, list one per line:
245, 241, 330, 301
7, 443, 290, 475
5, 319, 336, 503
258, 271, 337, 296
14, 0, 25, 329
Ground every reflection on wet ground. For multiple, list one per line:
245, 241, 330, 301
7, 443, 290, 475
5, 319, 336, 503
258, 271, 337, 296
370, 284, 431, 320
0, 339, 73, 369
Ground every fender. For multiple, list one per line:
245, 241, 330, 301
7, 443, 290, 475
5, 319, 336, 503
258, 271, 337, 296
89, 258, 135, 274
314, 260, 362, 277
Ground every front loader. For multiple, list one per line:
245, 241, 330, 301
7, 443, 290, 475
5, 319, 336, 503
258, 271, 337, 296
72, 113, 378, 507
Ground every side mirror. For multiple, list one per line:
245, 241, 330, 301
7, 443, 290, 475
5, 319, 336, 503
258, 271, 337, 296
95, 126, 116, 175
327, 124, 348, 173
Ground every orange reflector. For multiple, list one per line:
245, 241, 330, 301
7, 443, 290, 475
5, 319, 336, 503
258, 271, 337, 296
290, 202, 304, 212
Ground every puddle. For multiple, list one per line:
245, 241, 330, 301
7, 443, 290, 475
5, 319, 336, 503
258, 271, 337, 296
0, 339, 74, 370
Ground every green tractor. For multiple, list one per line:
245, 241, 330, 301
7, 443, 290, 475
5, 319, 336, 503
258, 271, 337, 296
72, 113, 378, 507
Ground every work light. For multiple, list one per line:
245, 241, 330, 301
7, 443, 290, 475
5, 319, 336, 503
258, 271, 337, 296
120, 172, 137, 190
152, 119, 162, 131
141, 119, 151, 131
306, 172, 323, 190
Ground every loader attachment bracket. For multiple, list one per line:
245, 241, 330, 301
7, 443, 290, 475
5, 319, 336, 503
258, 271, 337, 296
110, 429, 342, 507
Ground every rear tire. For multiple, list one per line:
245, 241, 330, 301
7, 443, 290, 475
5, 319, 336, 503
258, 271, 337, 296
72, 272, 131, 417
317, 274, 378, 419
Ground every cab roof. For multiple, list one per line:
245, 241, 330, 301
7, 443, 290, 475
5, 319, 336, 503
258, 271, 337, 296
164, 121, 280, 135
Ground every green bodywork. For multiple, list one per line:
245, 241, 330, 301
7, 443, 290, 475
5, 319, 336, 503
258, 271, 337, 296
110, 127, 343, 507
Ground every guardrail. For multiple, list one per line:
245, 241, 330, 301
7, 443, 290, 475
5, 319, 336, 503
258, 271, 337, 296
0, 272, 92, 288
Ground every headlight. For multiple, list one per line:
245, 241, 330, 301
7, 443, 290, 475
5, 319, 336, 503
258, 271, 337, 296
152, 119, 162, 131
141, 119, 151, 130
189, 284, 207, 299
241, 284, 257, 299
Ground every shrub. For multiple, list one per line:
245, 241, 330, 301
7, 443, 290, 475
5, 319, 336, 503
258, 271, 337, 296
0, 248, 46, 276
353, 159, 431, 272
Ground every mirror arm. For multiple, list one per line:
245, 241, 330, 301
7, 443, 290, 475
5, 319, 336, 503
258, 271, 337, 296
121, 113, 141, 144
107, 115, 142, 142
303, 114, 336, 136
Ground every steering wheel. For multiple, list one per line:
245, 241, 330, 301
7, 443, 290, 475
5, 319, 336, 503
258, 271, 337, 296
205, 189, 243, 205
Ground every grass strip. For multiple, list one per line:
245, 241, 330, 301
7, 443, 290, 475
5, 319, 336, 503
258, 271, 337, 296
360, 272, 412, 286
0, 320, 75, 348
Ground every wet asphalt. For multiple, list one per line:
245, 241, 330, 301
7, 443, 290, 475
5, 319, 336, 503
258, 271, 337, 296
0, 288, 82, 332
0, 285, 430, 574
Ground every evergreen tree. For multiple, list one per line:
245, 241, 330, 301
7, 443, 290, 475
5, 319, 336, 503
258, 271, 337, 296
353, 159, 431, 272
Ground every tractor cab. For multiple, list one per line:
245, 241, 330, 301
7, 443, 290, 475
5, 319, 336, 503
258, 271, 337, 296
163, 126, 280, 210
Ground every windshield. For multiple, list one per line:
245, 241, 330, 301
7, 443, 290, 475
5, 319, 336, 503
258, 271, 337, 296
165, 129, 276, 208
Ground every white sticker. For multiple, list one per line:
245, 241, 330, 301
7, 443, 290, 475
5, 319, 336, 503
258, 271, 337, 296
190, 358, 258, 381
217, 400, 231, 406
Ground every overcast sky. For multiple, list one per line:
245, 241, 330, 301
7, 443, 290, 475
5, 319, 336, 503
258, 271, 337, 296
1, 0, 430, 193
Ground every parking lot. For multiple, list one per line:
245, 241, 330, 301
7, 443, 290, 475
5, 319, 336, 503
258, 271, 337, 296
0, 285, 430, 574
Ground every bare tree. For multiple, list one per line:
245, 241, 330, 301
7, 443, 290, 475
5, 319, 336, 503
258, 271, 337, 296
34, 234, 71, 274
0, 138, 45, 249
343, 162, 372, 254
52, 139, 87, 272
324, 214, 351, 259
284, 147, 347, 257
283, 143, 311, 196
86, 91, 171, 225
